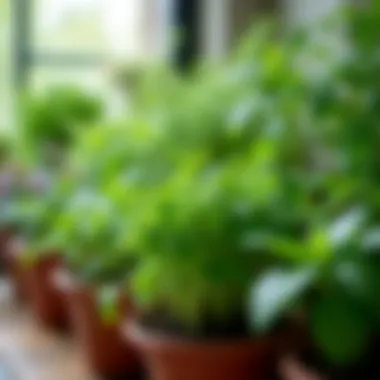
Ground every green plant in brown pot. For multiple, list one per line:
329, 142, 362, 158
20, 85, 103, 168
122, 117, 314, 380
7, 180, 69, 327
47, 123, 143, 379
113, 16, 330, 379
252, 3, 380, 378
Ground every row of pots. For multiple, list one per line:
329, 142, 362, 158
3, 241, 141, 378
0, 235, 302, 380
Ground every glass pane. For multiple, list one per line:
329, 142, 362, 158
32, 0, 142, 59
33, 0, 105, 53
30, 67, 108, 91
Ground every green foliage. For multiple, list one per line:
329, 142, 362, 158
0, 133, 12, 165
4, 172, 66, 262
251, 0, 380, 366
119, 22, 317, 333
50, 182, 135, 286
20, 86, 102, 164
45, 119, 147, 286
6, 1, 380, 368
0, 166, 50, 228
311, 294, 371, 365
130, 157, 278, 328
250, 213, 380, 365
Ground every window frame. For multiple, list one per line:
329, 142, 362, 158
12, 0, 105, 88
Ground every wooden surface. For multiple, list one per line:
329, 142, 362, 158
0, 278, 94, 380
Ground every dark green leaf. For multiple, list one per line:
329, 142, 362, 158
311, 294, 371, 365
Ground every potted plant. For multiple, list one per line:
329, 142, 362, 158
0, 163, 51, 300
251, 203, 380, 379
1, 85, 102, 297
11, 177, 73, 329
122, 128, 316, 380
20, 85, 103, 168
108, 13, 342, 378
50, 184, 141, 378
50, 121, 145, 377
0, 175, 27, 299
97, 18, 330, 378
118, 57, 316, 375
0, 134, 14, 262
0, 164, 69, 322
251, 4, 380, 378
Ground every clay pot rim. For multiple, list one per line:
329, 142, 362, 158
124, 320, 272, 351
52, 267, 92, 294
52, 268, 125, 298
5, 236, 58, 263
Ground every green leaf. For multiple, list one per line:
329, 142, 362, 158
335, 260, 380, 317
307, 228, 332, 261
311, 294, 371, 365
249, 266, 316, 333
268, 237, 305, 261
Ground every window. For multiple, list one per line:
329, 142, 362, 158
14, 0, 143, 91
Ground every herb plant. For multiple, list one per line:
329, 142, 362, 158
121, 26, 317, 337
251, 0, 380, 368
20, 86, 103, 165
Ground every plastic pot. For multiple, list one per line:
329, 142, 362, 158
27, 254, 68, 329
126, 322, 276, 380
60, 275, 141, 379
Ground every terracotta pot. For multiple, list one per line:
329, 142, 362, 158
0, 227, 13, 262
61, 277, 141, 378
3, 237, 30, 301
27, 254, 68, 329
126, 322, 276, 380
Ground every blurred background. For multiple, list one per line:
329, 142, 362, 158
0, 1, 370, 379
0, 0, 352, 133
